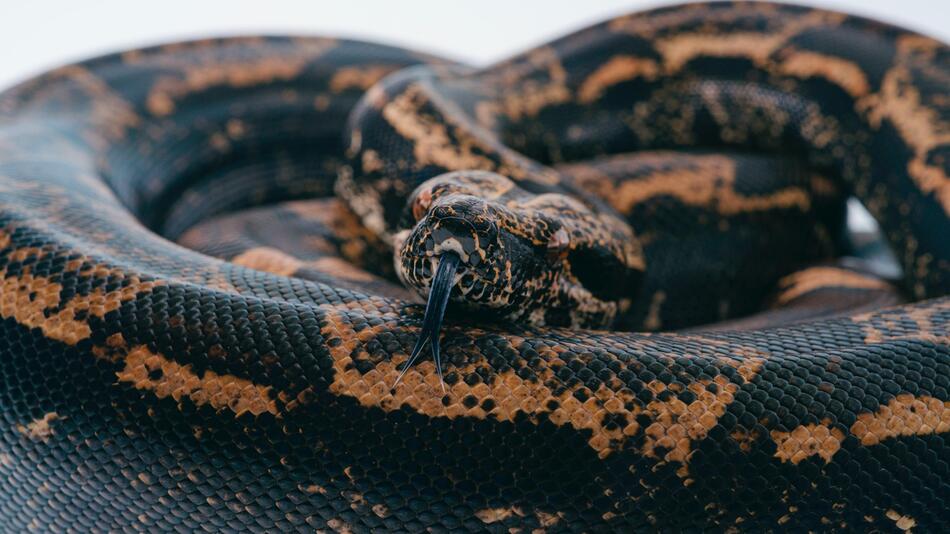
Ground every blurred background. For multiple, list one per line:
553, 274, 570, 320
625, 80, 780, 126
1, 0, 946, 235
1, 0, 949, 90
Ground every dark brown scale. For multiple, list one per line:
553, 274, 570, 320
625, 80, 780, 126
0, 4, 946, 533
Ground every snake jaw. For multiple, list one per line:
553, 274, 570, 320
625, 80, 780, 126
393, 252, 461, 393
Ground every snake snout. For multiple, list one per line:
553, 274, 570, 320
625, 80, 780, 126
421, 195, 499, 269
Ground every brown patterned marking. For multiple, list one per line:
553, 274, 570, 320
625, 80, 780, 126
643, 290, 666, 331
116, 345, 278, 417
770, 422, 845, 464
169, 262, 240, 295
313, 94, 331, 111
92, 332, 129, 363
344, 490, 366, 510
775, 266, 892, 305
607, 2, 780, 39
577, 56, 659, 103
641, 375, 738, 469
0, 453, 11, 467
897, 33, 944, 58
658, 31, 780, 71
328, 201, 385, 263
282, 199, 340, 226
299, 483, 328, 495
886, 510, 917, 532
208, 132, 229, 151
308, 257, 376, 282
475, 506, 525, 524
360, 149, 384, 173
382, 84, 498, 171
226, 118, 245, 138
208, 118, 247, 152
717, 351, 766, 384
853, 299, 950, 345
0, 258, 163, 346
794, 100, 844, 150
775, 49, 870, 98
16, 412, 59, 442
15, 65, 141, 146
691, 80, 803, 145
231, 246, 302, 277
231, 246, 379, 283
329, 65, 398, 93
850, 394, 949, 446
487, 47, 571, 120
284, 200, 383, 265
7, 246, 46, 263
536, 510, 564, 528
302, 236, 338, 256
382, 83, 558, 185
654, 10, 845, 72
326, 518, 354, 534
589, 154, 810, 216
321, 310, 652, 458
383, 86, 495, 170
859, 64, 950, 214
730, 428, 760, 453
142, 39, 337, 116
809, 174, 839, 197
361, 81, 389, 111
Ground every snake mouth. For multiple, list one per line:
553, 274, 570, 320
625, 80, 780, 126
393, 252, 461, 392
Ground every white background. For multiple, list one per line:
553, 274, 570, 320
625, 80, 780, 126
1, 0, 948, 91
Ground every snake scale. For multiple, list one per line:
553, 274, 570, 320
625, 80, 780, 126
0, 1, 948, 531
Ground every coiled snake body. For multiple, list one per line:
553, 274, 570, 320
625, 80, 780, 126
0, 2, 948, 531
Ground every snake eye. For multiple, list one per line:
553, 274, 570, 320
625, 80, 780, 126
546, 228, 570, 264
412, 188, 433, 221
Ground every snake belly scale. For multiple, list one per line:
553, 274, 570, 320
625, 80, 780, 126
0, 2, 947, 532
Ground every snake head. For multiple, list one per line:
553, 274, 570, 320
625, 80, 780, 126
394, 170, 645, 329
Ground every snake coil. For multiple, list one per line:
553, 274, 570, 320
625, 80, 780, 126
0, 2, 947, 532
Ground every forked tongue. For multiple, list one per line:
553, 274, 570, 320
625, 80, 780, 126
393, 252, 461, 392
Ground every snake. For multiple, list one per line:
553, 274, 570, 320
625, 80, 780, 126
0, 1, 948, 531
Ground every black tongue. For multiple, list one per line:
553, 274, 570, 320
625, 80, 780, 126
393, 252, 460, 392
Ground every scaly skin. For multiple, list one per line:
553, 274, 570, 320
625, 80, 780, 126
0, 3, 947, 532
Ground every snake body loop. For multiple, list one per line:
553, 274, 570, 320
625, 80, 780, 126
0, 2, 947, 532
